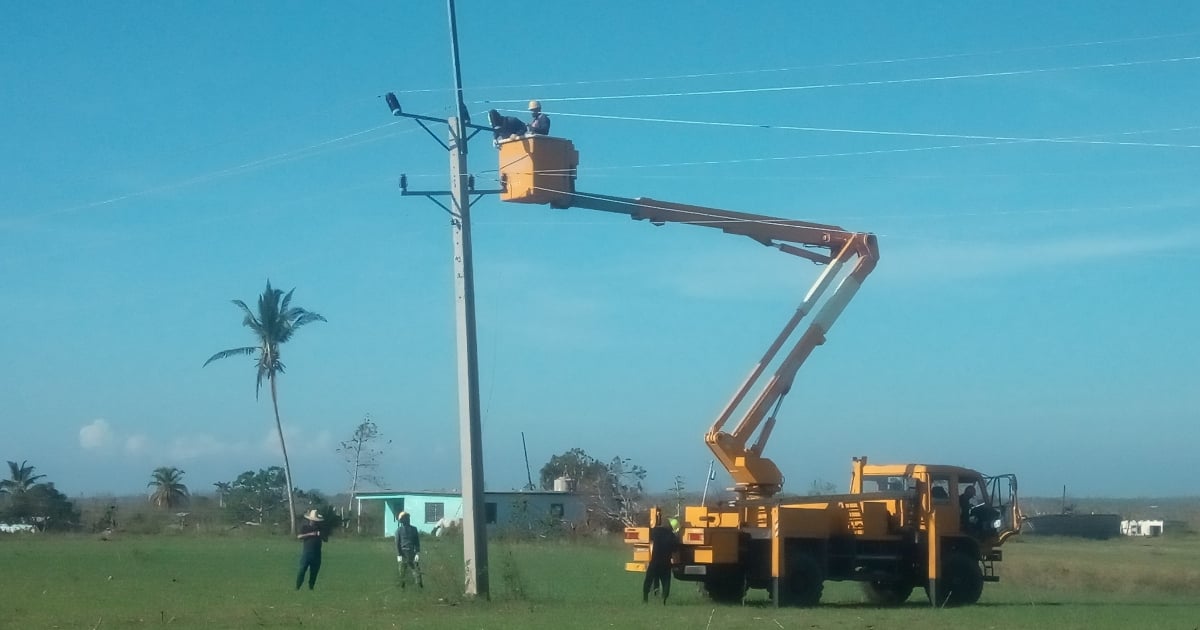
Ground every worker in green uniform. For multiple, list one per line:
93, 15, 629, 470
395, 511, 423, 589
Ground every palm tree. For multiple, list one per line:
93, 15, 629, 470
204, 280, 326, 534
213, 481, 232, 508
1, 460, 46, 496
148, 466, 190, 508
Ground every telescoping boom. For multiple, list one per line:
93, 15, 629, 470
495, 135, 879, 499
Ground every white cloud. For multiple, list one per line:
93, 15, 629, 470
261, 426, 333, 456
124, 434, 149, 455
79, 419, 113, 450
78, 417, 333, 464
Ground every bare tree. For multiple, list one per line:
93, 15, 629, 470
670, 475, 687, 517
337, 414, 389, 514
540, 449, 646, 530
600, 456, 647, 528
807, 478, 838, 496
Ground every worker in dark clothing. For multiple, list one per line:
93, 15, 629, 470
295, 509, 327, 590
488, 109, 527, 146
527, 100, 551, 135
959, 485, 978, 530
395, 511, 423, 589
643, 516, 679, 604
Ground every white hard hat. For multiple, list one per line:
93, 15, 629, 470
528, 100, 541, 111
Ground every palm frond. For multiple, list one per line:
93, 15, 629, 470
232, 299, 253, 319
280, 287, 296, 314
213, 280, 323, 407
204, 346, 258, 367
291, 310, 327, 329
233, 299, 266, 336
3, 460, 45, 493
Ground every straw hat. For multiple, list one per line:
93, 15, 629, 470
303, 509, 324, 522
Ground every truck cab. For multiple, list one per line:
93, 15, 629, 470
854, 459, 1020, 546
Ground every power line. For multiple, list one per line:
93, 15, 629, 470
546, 112, 1200, 149
567, 126, 1200, 172
0, 176, 403, 270
12, 51, 1197, 231
3, 122, 413, 229
483, 55, 1200, 106
16, 46, 1198, 228
572, 166, 1200, 182
388, 32, 1200, 100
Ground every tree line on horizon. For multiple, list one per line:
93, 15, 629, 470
7, 280, 664, 535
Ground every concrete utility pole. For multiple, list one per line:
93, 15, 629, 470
444, 0, 489, 599
383, 0, 502, 599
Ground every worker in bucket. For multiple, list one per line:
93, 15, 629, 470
643, 513, 679, 604
527, 100, 551, 135
488, 109, 527, 147
395, 511, 423, 589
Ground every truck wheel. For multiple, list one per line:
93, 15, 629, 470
862, 581, 913, 605
703, 569, 745, 604
926, 552, 984, 606
780, 553, 824, 607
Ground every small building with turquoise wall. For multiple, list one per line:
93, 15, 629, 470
355, 489, 587, 537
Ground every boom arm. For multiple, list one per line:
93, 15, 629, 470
564, 193, 879, 499
495, 135, 879, 499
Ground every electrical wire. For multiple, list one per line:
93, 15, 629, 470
464, 31, 1200, 97
0, 175, 410, 271
16, 46, 1199, 228
471, 125, 1200, 191
3, 122, 413, 229
11, 45, 1199, 234
546, 112, 1200, 149
483, 54, 1200, 105
509, 125, 1200, 176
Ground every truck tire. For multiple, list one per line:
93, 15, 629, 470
703, 569, 746, 604
862, 580, 913, 605
926, 552, 984, 606
779, 552, 824, 607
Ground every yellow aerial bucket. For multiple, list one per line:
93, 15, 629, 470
498, 135, 578, 208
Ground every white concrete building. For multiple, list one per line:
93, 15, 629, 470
1120, 519, 1164, 537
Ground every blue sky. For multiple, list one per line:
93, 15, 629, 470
2, 2, 1197, 500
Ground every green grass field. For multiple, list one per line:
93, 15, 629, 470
2, 533, 1198, 629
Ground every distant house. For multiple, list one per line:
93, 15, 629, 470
1120, 519, 1164, 537
354, 490, 586, 537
